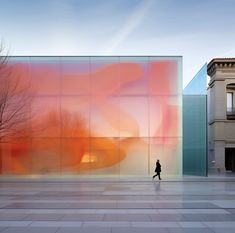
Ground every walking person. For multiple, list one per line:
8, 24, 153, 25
153, 159, 162, 180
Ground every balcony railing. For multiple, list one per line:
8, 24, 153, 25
227, 108, 235, 118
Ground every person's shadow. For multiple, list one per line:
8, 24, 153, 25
154, 181, 161, 192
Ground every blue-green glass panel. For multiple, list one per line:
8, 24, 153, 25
183, 95, 207, 176
183, 63, 207, 95
183, 63, 207, 176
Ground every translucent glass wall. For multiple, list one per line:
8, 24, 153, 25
0, 56, 182, 176
183, 64, 207, 176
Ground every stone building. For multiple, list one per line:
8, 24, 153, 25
207, 58, 235, 172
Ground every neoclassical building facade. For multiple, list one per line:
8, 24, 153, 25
207, 58, 235, 172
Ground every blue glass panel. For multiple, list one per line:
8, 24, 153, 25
183, 95, 207, 176
183, 63, 207, 176
183, 63, 207, 95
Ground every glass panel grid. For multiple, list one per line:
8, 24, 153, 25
0, 56, 182, 176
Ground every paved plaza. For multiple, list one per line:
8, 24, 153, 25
0, 176, 235, 233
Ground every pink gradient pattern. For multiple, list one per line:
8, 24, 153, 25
0, 57, 182, 176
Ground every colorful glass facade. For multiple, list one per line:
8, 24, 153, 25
0, 56, 182, 176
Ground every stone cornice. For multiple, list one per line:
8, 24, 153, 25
208, 78, 226, 87
209, 119, 235, 125
207, 58, 235, 77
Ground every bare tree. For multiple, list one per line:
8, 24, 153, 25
0, 43, 33, 173
0, 44, 32, 141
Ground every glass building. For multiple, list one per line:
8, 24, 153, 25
0, 56, 183, 176
183, 64, 208, 176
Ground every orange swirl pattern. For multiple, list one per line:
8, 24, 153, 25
0, 57, 182, 176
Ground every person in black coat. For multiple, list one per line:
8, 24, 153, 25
152, 159, 162, 180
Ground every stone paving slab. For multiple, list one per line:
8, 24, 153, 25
0, 179, 235, 232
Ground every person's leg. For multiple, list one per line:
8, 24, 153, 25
158, 172, 161, 180
153, 173, 157, 179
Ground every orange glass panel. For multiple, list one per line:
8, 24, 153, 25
149, 60, 179, 95
119, 137, 149, 176
61, 138, 90, 174
61, 97, 90, 137
31, 97, 61, 138
149, 95, 181, 139
31, 138, 60, 174
61, 57, 90, 95
90, 96, 119, 137
118, 57, 148, 95
89, 138, 121, 175
119, 97, 148, 138
0, 139, 31, 175
30, 57, 61, 96
90, 57, 119, 96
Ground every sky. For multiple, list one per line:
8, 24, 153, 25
0, 0, 235, 87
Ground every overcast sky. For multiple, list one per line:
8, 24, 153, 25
0, 0, 235, 87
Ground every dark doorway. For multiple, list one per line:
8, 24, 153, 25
225, 148, 235, 172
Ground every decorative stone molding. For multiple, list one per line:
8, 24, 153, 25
207, 58, 235, 77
